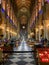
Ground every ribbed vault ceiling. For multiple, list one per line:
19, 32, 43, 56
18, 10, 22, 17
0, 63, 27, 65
11, 0, 35, 25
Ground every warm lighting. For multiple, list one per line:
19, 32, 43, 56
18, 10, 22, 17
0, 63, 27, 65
0, 26, 17, 35
30, 32, 34, 36
22, 0, 25, 4
40, 25, 43, 29
47, 24, 49, 27
45, 20, 49, 28
36, 28, 39, 32
0, 26, 5, 29
22, 26, 25, 29
38, 0, 42, 2
28, 34, 30, 38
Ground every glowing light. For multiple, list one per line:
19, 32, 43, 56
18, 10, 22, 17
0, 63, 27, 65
36, 28, 39, 32
22, 26, 25, 29
40, 25, 43, 29
39, 53, 44, 56
47, 24, 49, 27
0, 26, 17, 35
42, 58, 49, 62
30, 32, 34, 36
44, 51, 48, 54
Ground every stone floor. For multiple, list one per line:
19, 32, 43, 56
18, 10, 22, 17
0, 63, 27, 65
4, 53, 36, 65
4, 40, 36, 65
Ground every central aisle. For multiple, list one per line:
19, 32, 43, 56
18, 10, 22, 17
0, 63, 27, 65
14, 39, 32, 51
4, 53, 36, 65
4, 39, 36, 65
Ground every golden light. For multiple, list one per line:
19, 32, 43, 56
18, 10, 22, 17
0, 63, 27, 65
0, 26, 17, 35
28, 34, 30, 38
45, 20, 49, 28
0, 26, 5, 29
46, 24, 49, 28
40, 25, 43, 29
30, 32, 34, 36
36, 28, 39, 32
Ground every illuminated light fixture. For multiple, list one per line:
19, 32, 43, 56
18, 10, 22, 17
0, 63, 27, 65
22, 26, 25, 29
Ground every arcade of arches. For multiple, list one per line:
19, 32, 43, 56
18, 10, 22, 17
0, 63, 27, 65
0, 0, 49, 65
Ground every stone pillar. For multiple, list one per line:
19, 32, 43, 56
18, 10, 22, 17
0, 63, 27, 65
1, 0, 6, 39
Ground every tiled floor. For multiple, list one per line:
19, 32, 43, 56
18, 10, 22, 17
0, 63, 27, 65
4, 53, 36, 65
4, 40, 36, 65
